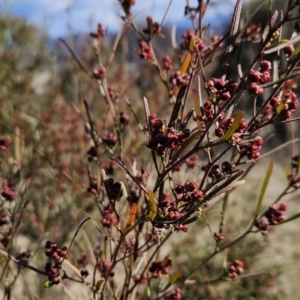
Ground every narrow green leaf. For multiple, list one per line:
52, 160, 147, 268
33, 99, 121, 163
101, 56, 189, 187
264, 34, 300, 54
291, 43, 300, 58
169, 269, 182, 284
275, 99, 286, 115
171, 130, 203, 163
221, 110, 244, 141
264, 39, 290, 54
95, 279, 104, 292
147, 190, 158, 220
251, 162, 273, 227
161, 269, 182, 292
206, 170, 245, 201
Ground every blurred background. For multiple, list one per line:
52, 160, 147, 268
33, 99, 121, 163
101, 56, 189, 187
0, 0, 237, 38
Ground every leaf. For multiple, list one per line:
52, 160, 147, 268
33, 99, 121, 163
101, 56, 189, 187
143, 97, 151, 137
168, 86, 186, 128
213, 180, 245, 198
161, 254, 170, 266
257, 139, 299, 161
188, 35, 195, 52
221, 0, 243, 78
171, 130, 203, 163
147, 17, 154, 33
264, 35, 300, 54
192, 89, 202, 131
147, 190, 158, 220
221, 110, 244, 141
95, 279, 104, 292
291, 43, 300, 58
251, 162, 273, 227
171, 53, 191, 98
125, 203, 137, 229
180, 52, 191, 74
275, 98, 286, 115
205, 170, 245, 202
169, 269, 182, 284
182, 215, 200, 225
43, 280, 54, 288
161, 269, 182, 292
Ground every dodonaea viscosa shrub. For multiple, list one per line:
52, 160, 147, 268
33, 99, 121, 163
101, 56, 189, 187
1, 1, 300, 299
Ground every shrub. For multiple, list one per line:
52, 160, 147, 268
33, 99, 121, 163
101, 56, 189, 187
1, 1, 300, 299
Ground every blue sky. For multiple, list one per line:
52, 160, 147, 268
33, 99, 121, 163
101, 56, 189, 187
0, 0, 236, 38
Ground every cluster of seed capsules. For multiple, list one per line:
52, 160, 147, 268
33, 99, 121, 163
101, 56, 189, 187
228, 260, 244, 279
149, 258, 172, 279
0, 209, 9, 226
154, 181, 207, 231
143, 16, 161, 36
255, 203, 286, 234
206, 77, 238, 105
0, 137, 10, 152
201, 161, 236, 180
239, 136, 264, 160
92, 66, 106, 80
263, 89, 299, 121
288, 172, 300, 189
119, 0, 135, 16
1, 178, 15, 201
97, 258, 114, 279
16, 248, 32, 264
90, 23, 105, 39
102, 204, 117, 228
158, 193, 187, 232
146, 114, 191, 156
247, 60, 272, 95
180, 29, 205, 52
215, 114, 248, 145
138, 40, 153, 61
44, 241, 68, 285
169, 71, 190, 89
163, 288, 182, 300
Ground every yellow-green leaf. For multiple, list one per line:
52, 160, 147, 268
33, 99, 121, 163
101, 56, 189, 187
43, 280, 54, 288
171, 130, 203, 163
291, 43, 300, 58
169, 269, 182, 284
221, 110, 244, 141
147, 190, 157, 220
264, 39, 289, 54
161, 269, 182, 292
275, 99, 286, 115
251, 162, 273, 227
95, 279, 104, 292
